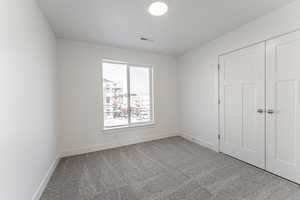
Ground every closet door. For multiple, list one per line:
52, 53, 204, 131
219, 42, 266, 169
266, 31, 300, 183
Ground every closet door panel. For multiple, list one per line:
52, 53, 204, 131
219, 42, 266, 169
266, 31, 300, 183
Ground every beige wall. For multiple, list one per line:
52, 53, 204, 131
57, 39, 179, 156
178, 0, 300, 151
0, 0, 58, 199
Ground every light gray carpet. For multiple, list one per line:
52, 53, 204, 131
41, 136, 300, 200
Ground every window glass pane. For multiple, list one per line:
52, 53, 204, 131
103, 62, 128, 127
130, 66, 152, 123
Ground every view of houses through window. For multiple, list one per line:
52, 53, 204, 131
102, 61, 153, 128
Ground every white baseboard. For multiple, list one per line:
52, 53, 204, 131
31, 132, 214, 200
60, 132, 178, 157
180, 132, 218, 152
32, 155, 60, 200
31, 133, 178, 199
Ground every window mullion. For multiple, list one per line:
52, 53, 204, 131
127, 65, 131, 126
149, 68, 154, 121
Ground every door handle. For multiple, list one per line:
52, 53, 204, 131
257, 109, 264, 113
267, 109, 275, 114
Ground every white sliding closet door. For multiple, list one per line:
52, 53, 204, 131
219, 42, 266, 169
266, 31, 300, 183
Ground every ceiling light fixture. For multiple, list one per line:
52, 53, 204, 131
148, 1, 168, 16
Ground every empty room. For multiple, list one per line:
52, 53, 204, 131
3, 0, 300, 199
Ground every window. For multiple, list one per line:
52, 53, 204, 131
102, 60, 154, 129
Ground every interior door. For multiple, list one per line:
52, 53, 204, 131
219, 42, 266, 169
266, 31, 300, 183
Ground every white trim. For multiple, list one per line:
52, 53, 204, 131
101, 60, 155, 130
32, 155, 60, 200
180, 132, 218, 152
127, 64, 131, 125
149, 67, 155, 123
103, 122, 156, 132
32, 132, 177, 198
218, 28, 300, 57
60, 132, 178, 157
31, 132, 216, 199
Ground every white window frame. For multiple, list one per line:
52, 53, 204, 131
102, 59, 155, 131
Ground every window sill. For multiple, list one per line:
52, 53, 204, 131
102, 122, 156, 133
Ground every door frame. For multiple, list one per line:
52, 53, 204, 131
217, 42, 266, 169
217, 28, 300, 154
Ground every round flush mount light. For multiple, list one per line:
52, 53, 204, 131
148, 1, 168, 16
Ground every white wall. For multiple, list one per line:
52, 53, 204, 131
0, 0, 58, 199
58, 39, 178, 156
178, 0, 300, 151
